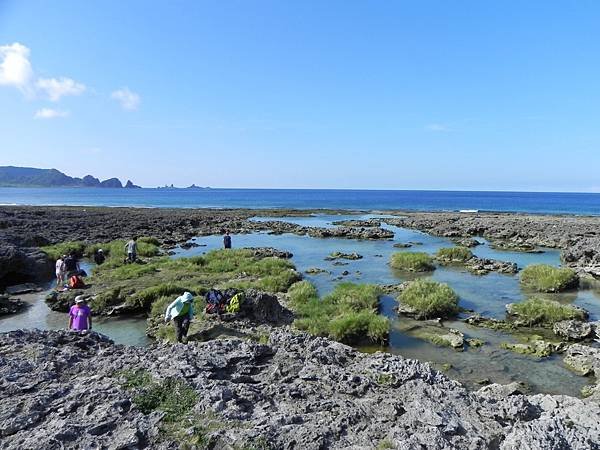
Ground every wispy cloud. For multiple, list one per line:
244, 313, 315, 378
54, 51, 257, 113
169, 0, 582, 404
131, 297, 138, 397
36, 77, 85, 101
111, 87, 140, 110
425, 123, 451, 132
34, 108, 69, 119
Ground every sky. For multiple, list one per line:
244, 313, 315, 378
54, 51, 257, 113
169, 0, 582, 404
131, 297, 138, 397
0, 1, 599, 191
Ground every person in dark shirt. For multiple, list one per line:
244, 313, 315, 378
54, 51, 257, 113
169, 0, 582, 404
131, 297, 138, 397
223, 231, 232, 249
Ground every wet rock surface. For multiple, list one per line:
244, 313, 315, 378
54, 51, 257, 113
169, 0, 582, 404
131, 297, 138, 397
2, 328, 600, 449
464, 257, 519, 275
0, 294, 26, 315
253, 220, 394, 240
553, 320, 594, 341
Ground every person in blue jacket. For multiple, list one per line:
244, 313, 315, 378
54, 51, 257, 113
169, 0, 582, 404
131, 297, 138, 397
164, 292, 194, 343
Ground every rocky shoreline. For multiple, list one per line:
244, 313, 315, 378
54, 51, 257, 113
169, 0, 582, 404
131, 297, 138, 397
2, 327, 599, 449
3, 205, 600, 287
381, 211, 600, 276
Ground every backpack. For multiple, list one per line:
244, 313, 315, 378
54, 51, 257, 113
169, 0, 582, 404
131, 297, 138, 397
69, 275, 85, 289
225, 292, 244, 314
204, 289, 225, 314
205, 289, 224, 305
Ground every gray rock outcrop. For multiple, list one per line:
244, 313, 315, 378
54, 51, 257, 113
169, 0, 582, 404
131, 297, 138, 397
553, 320, 593, 341
2, 329, 599, 449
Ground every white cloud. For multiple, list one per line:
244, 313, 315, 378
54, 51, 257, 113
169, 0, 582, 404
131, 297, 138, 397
0, 42, 86, 104
425, 123, 450, 132
34, 108, 69, 119
36, 77, 86, 101
0, 43, 33, 92
111, 87, 140, 110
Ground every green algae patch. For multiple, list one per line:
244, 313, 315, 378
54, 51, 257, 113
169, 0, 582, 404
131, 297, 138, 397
507, 297, 586, 327
390, 252, 435, 272
289, 281, 389, 345
520, 264, 579, 293
500, 339, 561, 358
435, 247, 473, 263
398, 279, 459, 319
466, 338, 485, 348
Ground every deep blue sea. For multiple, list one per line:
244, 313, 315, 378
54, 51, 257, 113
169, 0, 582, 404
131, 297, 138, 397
1, 187, 600, 215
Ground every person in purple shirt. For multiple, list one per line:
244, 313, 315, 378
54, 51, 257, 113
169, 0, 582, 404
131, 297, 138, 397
68, 296, 92, 331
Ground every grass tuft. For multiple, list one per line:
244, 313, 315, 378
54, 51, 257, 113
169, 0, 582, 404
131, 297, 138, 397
291, 282, 388, 344
508, 297, 586, 326
398, 279, 459, 319
390, 252, 435, 272
435, 247, 473, 262
520, 264, 579, 292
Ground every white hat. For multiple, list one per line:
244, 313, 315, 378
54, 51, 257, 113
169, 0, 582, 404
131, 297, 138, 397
75, 296, 85, 303
182, 292, 194, 303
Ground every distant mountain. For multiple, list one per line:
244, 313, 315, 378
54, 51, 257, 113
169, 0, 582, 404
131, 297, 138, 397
0, 166, 141, 188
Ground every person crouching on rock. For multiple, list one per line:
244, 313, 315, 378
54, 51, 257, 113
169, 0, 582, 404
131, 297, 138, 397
164, 292, 194, 343
68, 296, 92, 332
94, 248, 105, 265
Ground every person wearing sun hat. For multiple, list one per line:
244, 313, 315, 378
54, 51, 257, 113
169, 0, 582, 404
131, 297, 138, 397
164, 292, 195, 343
68, 296, 92, 331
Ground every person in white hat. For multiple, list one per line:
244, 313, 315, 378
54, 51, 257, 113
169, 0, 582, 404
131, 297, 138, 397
164, 292, 194, 343
68, 296, 92, 331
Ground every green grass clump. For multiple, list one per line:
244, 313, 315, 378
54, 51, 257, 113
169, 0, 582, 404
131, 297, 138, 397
398, 279, 459, 319
127, 283, 189, 309
135, 378, 197, 421
435, 247, 473, 262
86, 238, 160, 260
118, 369, 153, 389
508, 297, 586, 326
291, 282, 389, 344
390, 252, 435, 272
288, 280, 319, 306
520, 264, 579, 292
40, 241, 86, 260
122, 373, 197, 423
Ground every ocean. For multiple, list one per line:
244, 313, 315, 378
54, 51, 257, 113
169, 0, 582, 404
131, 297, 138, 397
1, 187, 600, 215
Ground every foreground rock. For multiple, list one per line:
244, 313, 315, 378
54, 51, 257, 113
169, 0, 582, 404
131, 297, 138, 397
1, 329, 600, 449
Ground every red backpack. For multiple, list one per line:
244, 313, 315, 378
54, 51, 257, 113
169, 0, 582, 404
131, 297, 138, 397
69, 275, 85, 289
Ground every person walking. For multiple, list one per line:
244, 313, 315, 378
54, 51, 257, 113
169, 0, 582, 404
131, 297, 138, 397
55, 255, 66, 289
223, 231, 232, 249
68, 296, 92, 331
125, 237, 138, 263
164, 292, 194, 343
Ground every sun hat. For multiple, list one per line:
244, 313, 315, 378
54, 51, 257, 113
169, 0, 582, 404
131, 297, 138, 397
75, 296, 85, 303
182, 292, 193, 303
98, 249, 103, 253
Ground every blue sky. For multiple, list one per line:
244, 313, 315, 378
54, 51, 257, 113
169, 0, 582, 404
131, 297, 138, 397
1, 1, 599, 190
